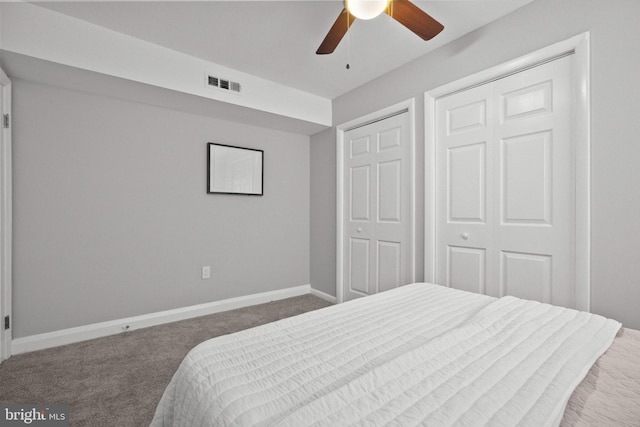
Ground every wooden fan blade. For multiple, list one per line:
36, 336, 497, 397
316, 8, 355, 55
385, 0, 444, 41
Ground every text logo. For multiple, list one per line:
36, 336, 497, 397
0, 405, 69, 426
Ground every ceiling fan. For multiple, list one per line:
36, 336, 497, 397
316, 0, 444, 55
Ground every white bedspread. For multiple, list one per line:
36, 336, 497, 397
151, 283, 620, 427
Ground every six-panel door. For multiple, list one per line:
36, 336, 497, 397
435, 55, 576, 308
343, 112, 412, 301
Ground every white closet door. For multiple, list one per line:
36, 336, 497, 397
436, 55, 576, 308
343, 112, 411, 302
436, 82, 495, 297
0, 68, 11, 362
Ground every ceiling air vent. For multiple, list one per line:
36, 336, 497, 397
206, 74, 241, 93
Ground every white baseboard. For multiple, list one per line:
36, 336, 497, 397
12, 284, 311, 355
310, 287, 337, 304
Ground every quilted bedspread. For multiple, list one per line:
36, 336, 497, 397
151, 283, 620, 427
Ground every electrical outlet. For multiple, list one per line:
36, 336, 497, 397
202, 266, 211, 279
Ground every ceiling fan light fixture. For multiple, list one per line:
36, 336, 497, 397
316, 0, 443, 55
346, 0, 389, 20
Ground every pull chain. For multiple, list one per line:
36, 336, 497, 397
346, 31, 351, 70
346, 11, 351, 70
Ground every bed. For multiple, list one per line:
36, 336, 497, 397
150, 283, 638, 426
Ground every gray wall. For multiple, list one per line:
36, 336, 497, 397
12, 77, 310, 337
310, 127, 336, 297
310, 0, 640, 328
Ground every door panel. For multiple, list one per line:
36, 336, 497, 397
378, 160, 401, 222
500, 131, 552, 225
436, 55, 576, 308
447, 100, 487, 134
500, 251, 552, 303
502, 80, 552, 120
343, 112, 412, 301
448, 142, 486, 223
350, 135, 371, 158
447, 246, 486, 294
349, 238, 370, 295
350, 165, 370, 221
378, 241, 401, 292
379, 126, 402, 151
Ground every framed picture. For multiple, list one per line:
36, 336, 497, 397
207, 143, 263, 195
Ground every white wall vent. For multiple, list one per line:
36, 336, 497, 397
206, 74, 241, 93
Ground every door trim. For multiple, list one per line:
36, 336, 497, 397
424, 32, 591, 311
336, 99, 416, 304
0, 67, 12, 362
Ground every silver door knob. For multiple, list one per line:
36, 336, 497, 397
461, 232, 469, 240
357, 227, 363, 233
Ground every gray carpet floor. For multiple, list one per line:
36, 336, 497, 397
0, 294, 331, 426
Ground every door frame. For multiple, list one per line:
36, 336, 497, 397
424, 32, 591, 312
336, 99, 416, 304
0, 67, 12, 362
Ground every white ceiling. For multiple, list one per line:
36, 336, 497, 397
34, 0, 535, 99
